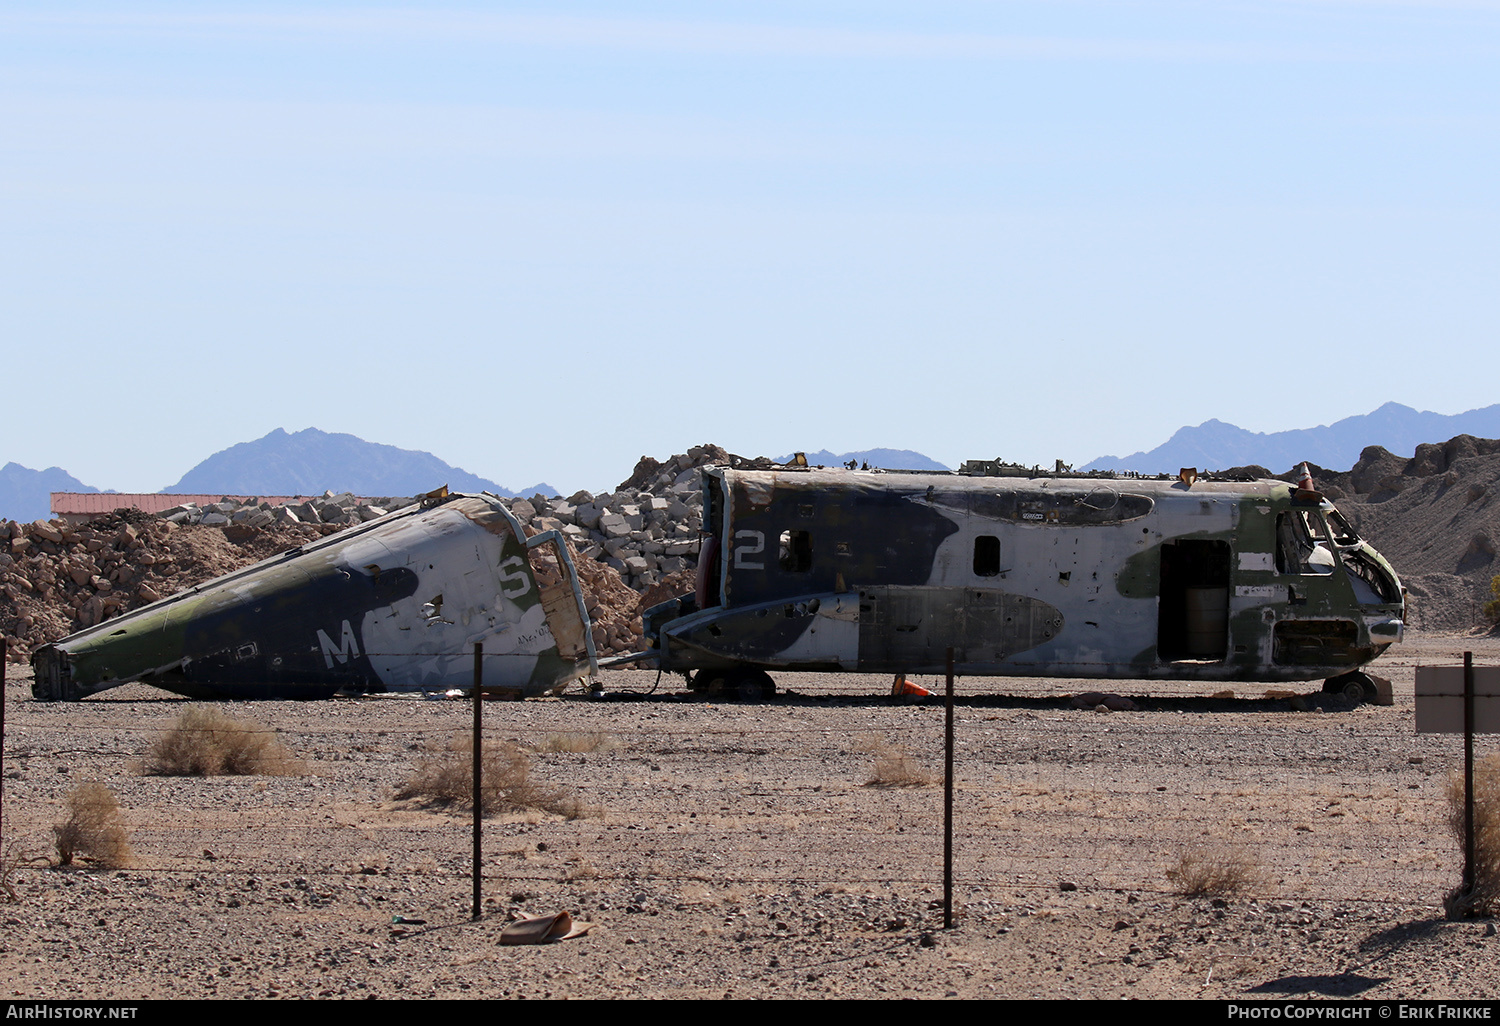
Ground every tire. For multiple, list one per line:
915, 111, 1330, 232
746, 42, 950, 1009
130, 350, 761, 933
733, 669, 776, 701
690, 669, 724, 695
1340, 676, 1368, 705
1324, 671, 1370, 705
699, 668, 776, 701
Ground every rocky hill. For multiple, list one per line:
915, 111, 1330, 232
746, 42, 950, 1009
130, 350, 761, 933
166, 427, 553, 498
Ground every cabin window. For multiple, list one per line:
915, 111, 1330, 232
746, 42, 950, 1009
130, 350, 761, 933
1325, 509, 1360, 546
973, 535, 1000, 577
1344, 550, 1400, 604
1276, 511, 1336, 576
779, 530, 813, 572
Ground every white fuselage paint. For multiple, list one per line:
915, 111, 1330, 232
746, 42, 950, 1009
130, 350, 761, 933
337, 507, 556, 691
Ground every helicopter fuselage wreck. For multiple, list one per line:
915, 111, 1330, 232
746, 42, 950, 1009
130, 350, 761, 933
641, 467, 1405, 698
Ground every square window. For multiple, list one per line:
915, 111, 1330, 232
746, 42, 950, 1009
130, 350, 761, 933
779, 530, 812, 572
974, 536, 1000, 577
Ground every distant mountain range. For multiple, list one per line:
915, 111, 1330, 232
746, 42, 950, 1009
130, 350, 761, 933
167, 428, 554, 500
774, 448, 952, 471
1081, 402, 1500, 475
0, 428, 553, 524
9, 405, 1500, 524
0, 463, 100, 523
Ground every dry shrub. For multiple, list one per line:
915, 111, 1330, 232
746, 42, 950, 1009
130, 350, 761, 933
143, 705, 304, 776
397, 735, 597, 819
1167, 844, 1262, 897
678, 880, 744, 905
564, 858, 599, 882
533, 731, 618, 755
0, 843, 28, 901
864, 742, 935, 788
1444, 753, 1500, 917
53, 781, 131, 868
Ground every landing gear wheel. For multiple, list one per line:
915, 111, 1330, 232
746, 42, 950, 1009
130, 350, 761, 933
732, 669, 776, 701
1324, 671, 1371, 706
695, 668, 776, 700
689, 669, 722, 695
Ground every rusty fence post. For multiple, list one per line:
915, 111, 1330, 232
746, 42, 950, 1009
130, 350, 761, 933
1, 640, 6, 858
473, 643, 483, 922
944, 647, 954, 930
1464, 650, 1475, 903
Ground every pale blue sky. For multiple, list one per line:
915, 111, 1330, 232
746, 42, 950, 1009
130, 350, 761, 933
3, 2, 1497, 494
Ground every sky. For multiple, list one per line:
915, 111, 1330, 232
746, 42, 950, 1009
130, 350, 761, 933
3, 1, 1498, 496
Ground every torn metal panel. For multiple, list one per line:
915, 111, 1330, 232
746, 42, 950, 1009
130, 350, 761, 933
32, 493, 596, 701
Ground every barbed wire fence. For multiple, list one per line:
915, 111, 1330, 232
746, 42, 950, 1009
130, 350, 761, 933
1, 659, 1475, 921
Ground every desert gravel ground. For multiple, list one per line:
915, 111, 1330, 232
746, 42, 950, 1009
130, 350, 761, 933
2, 631, 1498, 1001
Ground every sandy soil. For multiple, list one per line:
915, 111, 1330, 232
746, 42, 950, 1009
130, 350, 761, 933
2, 631, 1497, 1001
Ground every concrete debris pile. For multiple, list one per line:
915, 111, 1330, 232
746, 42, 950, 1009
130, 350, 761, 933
502, 444, 733, 594
1, 516, 333, 664
154, 491, 413, 529
561, 542, 662, 659
501, 443, 776, 657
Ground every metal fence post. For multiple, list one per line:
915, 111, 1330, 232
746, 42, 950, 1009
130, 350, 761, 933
472, 642, 483, 921
1, 640, 6, 858
1464, 650, 1475, 902
944, 647, 954, 930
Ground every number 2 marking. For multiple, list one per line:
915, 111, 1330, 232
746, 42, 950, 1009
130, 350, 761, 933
734, 530, 765, 570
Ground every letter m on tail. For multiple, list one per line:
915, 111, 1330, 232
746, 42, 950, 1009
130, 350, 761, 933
318, 620, 360, 669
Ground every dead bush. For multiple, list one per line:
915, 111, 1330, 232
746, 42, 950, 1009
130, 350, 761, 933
863, 737, 935, 788
1166, 845, 1262, 897
1444, 754, 1500, 917
397, 735, 597, 819
143, 705, 303, 776
53, 781, 131, 869
0, 843, 26, 901
533, 731, 618, 755
563, 858, 599, 882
